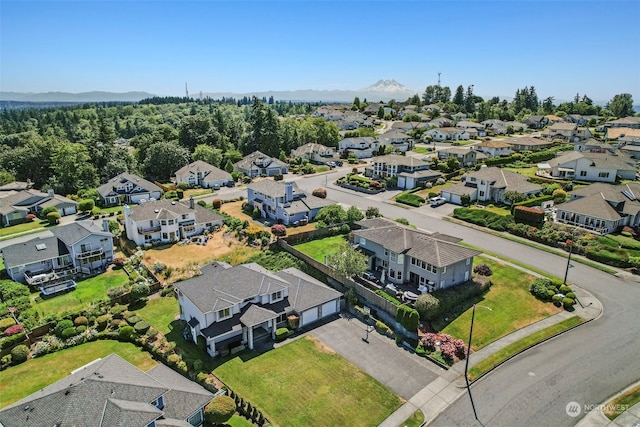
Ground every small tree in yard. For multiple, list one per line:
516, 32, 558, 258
325, 242, 367, 279
78, 199, 95, 214
41, 206, 58, 217
271, 224, 286, 237
129, 283, 150, 304
365, 206, 381, 218
46, 211, 61, 225
460, 194, 471, 207
346, 206, 364, 223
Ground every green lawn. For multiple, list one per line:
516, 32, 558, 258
415, 181, 454, 197
469, 205, 511, 216
133, 295, 179, 334
504, 166, 538, 178
468, 316, 582, 381
400, 410, 425, 427
31, 268, 129, 316
0, 340, 156, 409
226, 415, 256, 427
435, 256, 561, 350
294, 234, 348, 262
215, 336, 403, 427
0, 220, 50, 239
605, 384, 640, 420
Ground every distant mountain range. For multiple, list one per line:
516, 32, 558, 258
0, 80, 418, 104
0, 91, 155, 103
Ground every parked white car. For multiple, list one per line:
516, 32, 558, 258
430, 196, 446, 207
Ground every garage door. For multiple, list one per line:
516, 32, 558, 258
63, 206, 76, 215
321, 300, 338, 317
301, 308, 319, 326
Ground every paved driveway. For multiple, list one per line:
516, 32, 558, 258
306, 314, 442, 400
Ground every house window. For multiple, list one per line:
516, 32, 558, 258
187, 410, 203, 426
390, 252, 398, 263
360, 238, 367, 246
161, 220, 166, 225
411, 258, 416, 265
442, 266, 447, 274
479, 191, 485, 197
218, 308, 231, 320
397, 272, 402, 281
384, 249, 388, 256
580, 171, 587, 177
271, 291, 283, 302
466, 258, 471, 265
100, 238, 109, 247
162, 233, 168, 239
168, 220, 174, 225
598, 172, 609, 178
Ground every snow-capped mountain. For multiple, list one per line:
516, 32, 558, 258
361, 79, 415, 94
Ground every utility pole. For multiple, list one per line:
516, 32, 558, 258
185, 82, 189, 98
437, 72, 441, 87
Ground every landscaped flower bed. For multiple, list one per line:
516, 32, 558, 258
415, 332, 467, 366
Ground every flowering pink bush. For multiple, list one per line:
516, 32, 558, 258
3, 324, 24, 336
440, 342, 457, 362
453, 338, 467, 359
421, 333, 437, 351
271, 224, 287, 237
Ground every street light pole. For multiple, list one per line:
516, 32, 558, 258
563, 239, 574, 287
464, 304, 492, 424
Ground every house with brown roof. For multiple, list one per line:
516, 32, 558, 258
437, 146, 487, 167
473, 140, 512, 158
441, 167, 541, 205
603, 117, 640, 129
541, 122, 591, 141
175, 262, 342, 357
555, 182, 640, 234
123, 198, 224, 246
378, 129, 413, 152
351, 218, 481, 292
604, 127, 640, 145
502, 136, 553, 152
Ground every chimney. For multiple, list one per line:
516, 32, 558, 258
102, 219, 109, 232
189, 195, 194, 209
47, 189, 55, 197
285, 182, 293, 202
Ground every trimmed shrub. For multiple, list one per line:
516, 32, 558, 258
3, 324, 24, 336
473, 263, 493, 277
55, 319, 74, 338
275, 327, 289, 342
271, 224, 287, 237
118, 325, 135, 341
126, 315, 142, 326
416, 278, 492, 320
566, 292, 576, 299
559, 285, 572, 294
10, 344, 30, 364
74, 316, 88, 326
108, 286, 129, 299
562, 297, 575, 309
61, 327, 77, 340
312, 188, 327, 199
1, 332, 26, 349
76, 325, 87, 334
415, 293, 440, 320
110, 304, 126, 318
134, 321, 150, 334
0, 317, 16, 331
46, 211, 61, 225
204, 396, 236, 425
212, 198, 223, 209
396, 192, 425, 207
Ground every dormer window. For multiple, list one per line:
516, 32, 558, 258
217, 307, 231, 320
271, 290, 283, 303
151, 396, 164, 409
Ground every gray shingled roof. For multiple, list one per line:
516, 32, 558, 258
465, 167, 541, 194
291, 143, 331, 157
373, 154, 430, 168
175, 262, 290, 313
276, 268, 342, 313
127, 199, 223, 224
240, 305, 279, 327
1, 235, 69, 267
503, 137, 550, 147
174, 160, 232, 183
97, 173, 162, 198
556, 194, 622, 221
353, 224, 480, 267
247, 180, 299, 198
51, 221, 112, 245
234, 151, 287, 171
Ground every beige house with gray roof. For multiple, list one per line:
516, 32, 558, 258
174, 160, 232, 189
540, 151, 635, 183
352, 218, 481, 292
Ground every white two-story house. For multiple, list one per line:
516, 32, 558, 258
246, 181, 331, 225
338, 137, 380, 159
290, 143, 336, 164
175, 262, 342, 357
124, 198, 224, 246
174, 160, 233, 188
542, 151, 635, 183
98, 173, 163, 206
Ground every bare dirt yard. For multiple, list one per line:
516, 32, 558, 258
220, 200, 318, 235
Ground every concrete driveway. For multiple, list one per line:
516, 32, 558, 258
306, 314, 443, 400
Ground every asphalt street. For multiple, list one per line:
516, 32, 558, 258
292, 170, 640, 427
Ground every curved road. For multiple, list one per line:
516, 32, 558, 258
294, 171, 640, 427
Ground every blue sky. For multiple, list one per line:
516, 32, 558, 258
1, 1, 639, 102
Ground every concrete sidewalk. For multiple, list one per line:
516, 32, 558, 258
575, 380, 640, 427
379, 285, 603, 427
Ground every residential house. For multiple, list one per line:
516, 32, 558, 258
441, 167, 541, 205
0, 189, 78, 227
391, 121, 428, 132
234, 151, 289, 177
0, 353, 214, 427
455, 120, 486, 137
451, 112, 467, 121
0, 180, 34, 192
603, 117, 640, 129
428, 117, 452, 128
473, 140, 512, 158
523, 115, 548, 129
174, 160, 233, 189
338, 137, 379, 158
604, 127, 640, 145
97, 173, 163, 207
175, 262, 342, 357
424, 127, 469, 141
290, 143, 336, 164
541, 122, 591, 142
540, 151, 635, 183
555, 182, 640, 234
1, 221, 114, 287
502, 136, 553, 152
565, 114, 587, 125
378, 129, 413, 152
246, 180, 331, 225
574, 138, 616, 154
438, 147, 487, 167
351, 218, 481, 292
124, 198, 224, 246
369, 155, 438, 189
544, 115, 565, 125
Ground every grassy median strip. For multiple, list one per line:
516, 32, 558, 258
468, 316, 583, 381
604, 384, 640, 420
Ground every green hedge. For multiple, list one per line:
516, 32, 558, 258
396, 304, 420, 331
275, 327, 290, 342
375, 290, 402, 305
0, 331, 26, 349
511, 195, 553, 211
453, 208, 514, 231
396, 193, 425, 207
415, 278, 492, 320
